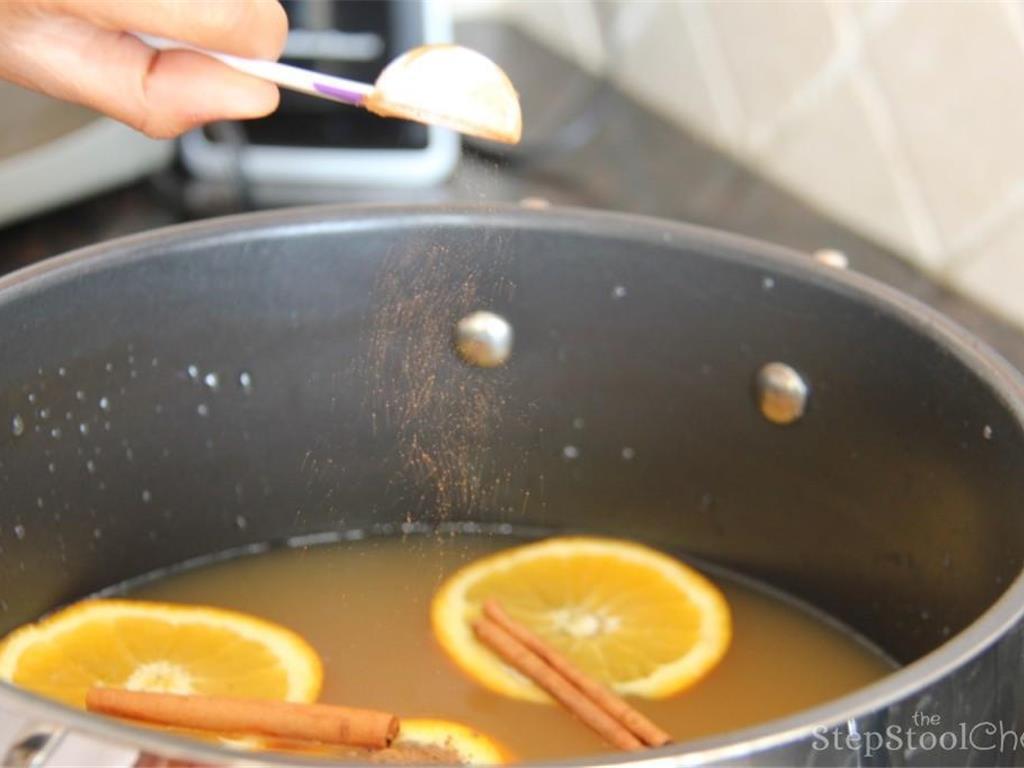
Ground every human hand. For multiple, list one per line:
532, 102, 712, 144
0, 0, 288, 138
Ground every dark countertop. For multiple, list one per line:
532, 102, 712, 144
3, 22, 1023, 373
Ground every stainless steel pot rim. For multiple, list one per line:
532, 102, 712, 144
1, 203, 1022, 766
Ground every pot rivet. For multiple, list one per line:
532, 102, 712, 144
454, 311, 513, 368
755, 362, 809, 425
519, 197, 551, 209
813, 248, 849, 269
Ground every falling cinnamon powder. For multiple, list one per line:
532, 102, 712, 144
363, 239, 515, 521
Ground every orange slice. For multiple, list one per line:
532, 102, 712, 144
216, 719, 509, 764
397, 718, 510, 765
0, 599, 322, 708
432, 537, 731, 702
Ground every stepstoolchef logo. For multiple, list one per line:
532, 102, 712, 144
813, 711, 1024, 758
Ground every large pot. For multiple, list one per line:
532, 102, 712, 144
1, 206, 1024, 767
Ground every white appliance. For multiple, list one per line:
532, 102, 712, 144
0, 85, 172, 228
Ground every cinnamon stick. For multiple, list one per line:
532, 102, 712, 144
483, 600, 672, 748
472, 617, 644, 751
86, 688, 399, 749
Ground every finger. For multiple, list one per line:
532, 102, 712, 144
0, 16, 278, 138
130, 48, 281, 137
41, 0, 289, 60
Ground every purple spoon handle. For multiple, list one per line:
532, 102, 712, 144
136, 33, 374, 106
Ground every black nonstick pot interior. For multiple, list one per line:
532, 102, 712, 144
1, 205, 1024, 764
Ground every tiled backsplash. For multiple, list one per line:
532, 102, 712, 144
453, 0, 1024, 329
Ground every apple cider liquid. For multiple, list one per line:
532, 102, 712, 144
128, 534, 894, 762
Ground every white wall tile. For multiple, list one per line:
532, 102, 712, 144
610, 2, 730, 145
863, 0, 1024, 246
448, 0, 514, 21
947, 213, 1024, 329
451, 0, 605, 72
754, 75, 921, 255
706, 0, 838, 132
844, 0, 905, 26
453, 0, 1024, 326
